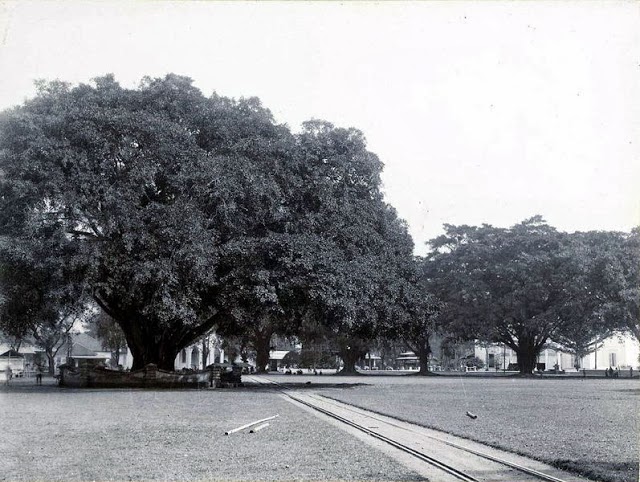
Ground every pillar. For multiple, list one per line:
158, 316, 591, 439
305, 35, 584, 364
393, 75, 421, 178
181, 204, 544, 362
185, 348, 192, 370
545, 349, 549, 370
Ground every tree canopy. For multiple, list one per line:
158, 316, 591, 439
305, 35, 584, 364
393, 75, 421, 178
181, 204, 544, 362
0, 74, 415, 371
583, 229, 640, 344
2, 74, 634, 375
424, 217, 590, 374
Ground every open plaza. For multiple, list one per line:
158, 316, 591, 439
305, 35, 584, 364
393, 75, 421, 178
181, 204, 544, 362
0, 4, 638, 482
1, 373, 637, 482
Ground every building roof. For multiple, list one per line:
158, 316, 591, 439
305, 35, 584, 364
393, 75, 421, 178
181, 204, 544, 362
58, 333, 110, 358
0, 338, 38, 355
397, 352, 419, 361
72, 333, 104, 352
269, 350, 291, 361
0, 349, 24, 358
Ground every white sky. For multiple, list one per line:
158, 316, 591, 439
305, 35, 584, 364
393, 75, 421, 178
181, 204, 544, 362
1, 1, 638, 254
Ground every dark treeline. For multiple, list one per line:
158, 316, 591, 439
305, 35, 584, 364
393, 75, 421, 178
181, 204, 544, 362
0, 75, 637, 375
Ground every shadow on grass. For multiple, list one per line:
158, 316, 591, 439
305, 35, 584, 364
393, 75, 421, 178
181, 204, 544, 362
554, 459, 639, 482
0, 381, 61, 393
615, 388, 640, 394
239, 382, 368, 391
0, 380, 369, 393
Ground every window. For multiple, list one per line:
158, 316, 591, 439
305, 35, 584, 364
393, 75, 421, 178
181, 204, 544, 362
609, 353, 617, 367
181, 349, 187, 363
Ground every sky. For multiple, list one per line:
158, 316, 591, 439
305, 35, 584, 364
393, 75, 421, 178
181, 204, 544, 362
0, 1, 638, 255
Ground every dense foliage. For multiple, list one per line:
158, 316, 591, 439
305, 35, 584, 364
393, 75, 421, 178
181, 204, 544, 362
0, 75, 634, 375
425, 217, 601, 374
0, 75, 414, 371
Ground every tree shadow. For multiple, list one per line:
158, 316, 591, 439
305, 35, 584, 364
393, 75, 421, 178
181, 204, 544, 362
553, 459, 638, 482
238, 382, 368, 391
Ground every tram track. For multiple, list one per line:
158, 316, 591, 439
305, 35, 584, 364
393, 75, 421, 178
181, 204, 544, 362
244, 375, 590, 482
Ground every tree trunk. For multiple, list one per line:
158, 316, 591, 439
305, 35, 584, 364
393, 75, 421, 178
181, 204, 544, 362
202, 337, 210, 370
128, 341, 180, 371
253, 330, 272, 373
407, 338, 432, 375
46, 351, 55, 375
336, 336, 368, 375
515, 346, 539, 375
99, 298, 223, 372
417, 348, 431, 375
337, 346, 366, 375
122, 323, 181, 371
116, 313, 223, 371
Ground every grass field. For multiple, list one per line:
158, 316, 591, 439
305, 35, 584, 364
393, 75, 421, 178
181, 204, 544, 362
0, 381, 423, 481
1, 375, 637, 482
316, 375, 639, 482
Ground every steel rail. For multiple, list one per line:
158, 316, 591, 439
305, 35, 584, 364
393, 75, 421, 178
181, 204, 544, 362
247, 375, 572, 482
246, 376, 478, 482
308, 393, 572, 482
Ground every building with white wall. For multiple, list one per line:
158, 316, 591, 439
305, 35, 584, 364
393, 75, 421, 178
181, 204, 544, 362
116, 336, 225, 371
580, 334, 639, 370
475, 333, 639, 371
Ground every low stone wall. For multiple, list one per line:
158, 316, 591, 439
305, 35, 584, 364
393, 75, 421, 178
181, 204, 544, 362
59, 363, 224, 389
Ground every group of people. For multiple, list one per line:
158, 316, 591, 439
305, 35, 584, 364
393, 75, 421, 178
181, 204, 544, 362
603, 366, 634, 378
3, 365, 44, 385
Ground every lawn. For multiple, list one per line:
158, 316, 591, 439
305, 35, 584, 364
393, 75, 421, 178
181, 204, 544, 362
1, 376, 637, 482
315, 375, 639, 482
0, 381, 424, 481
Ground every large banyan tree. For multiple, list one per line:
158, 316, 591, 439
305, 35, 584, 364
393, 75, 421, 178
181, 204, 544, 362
424, 218, 594, 375
0, 74, 413, 371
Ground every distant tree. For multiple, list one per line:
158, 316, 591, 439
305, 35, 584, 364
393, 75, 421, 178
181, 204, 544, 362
546, 232, 615, 364
88, 311, 127, 367
281, 350, 301, 368
400, 292, 442, 375
371, 337, 405, 371
383, 257, 443, 375
296, 318, 338, 370
425, 217, 586, 375
0, 226, 89, 374
34, 319, 77, 375
439, 337, 476, 370
590, 229, 640, 343
220, 334, 251, 365
198, 331, 218, 370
